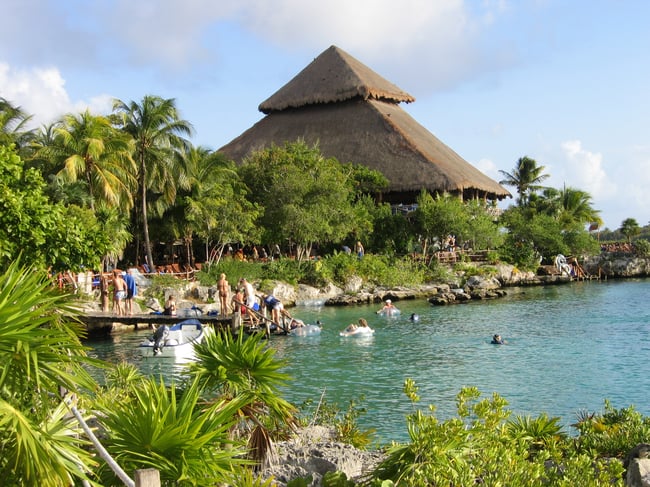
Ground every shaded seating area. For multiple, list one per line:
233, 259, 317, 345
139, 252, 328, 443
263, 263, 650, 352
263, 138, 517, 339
136, 263, 201, 280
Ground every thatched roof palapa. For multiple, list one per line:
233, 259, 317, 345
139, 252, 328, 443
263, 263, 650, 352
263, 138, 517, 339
219, 45, 511, 203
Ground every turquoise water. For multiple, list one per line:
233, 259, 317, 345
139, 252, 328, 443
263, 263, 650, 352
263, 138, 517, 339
86, 278, 650, 443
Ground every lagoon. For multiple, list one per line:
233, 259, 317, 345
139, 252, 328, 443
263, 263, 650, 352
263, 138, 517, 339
86, 278, 650, 444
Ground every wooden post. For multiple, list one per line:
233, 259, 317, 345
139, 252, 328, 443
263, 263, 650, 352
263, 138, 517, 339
135, 468, 160, 487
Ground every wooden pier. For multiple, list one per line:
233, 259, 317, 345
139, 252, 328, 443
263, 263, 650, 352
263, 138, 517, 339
79, 312, 233, 337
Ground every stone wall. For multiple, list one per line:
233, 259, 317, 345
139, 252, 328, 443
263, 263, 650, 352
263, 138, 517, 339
583, 253, 650, 278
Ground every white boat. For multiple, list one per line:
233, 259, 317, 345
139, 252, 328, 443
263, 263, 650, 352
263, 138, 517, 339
139, 319, 205, 358
339, 326, 375, 337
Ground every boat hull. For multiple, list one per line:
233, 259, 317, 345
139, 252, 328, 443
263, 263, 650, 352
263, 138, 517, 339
139, 319, 204, 359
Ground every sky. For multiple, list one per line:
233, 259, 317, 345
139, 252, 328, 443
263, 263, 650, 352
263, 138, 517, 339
1, 0, 648, 230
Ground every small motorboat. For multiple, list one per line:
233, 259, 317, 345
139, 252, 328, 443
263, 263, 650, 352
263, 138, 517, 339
139, 319, 205, 358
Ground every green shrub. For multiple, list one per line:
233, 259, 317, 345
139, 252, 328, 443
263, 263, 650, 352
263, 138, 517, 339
505, 413, 567, 457
366, 383, 625, 487
633, 238, 650, 257
572, 401, 650, 458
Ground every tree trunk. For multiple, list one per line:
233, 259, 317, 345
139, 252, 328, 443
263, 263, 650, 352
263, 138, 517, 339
140, 162, 155, 270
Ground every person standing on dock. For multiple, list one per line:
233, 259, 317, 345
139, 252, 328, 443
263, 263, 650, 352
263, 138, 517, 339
217, 273, 230, 315
112, 269, 127, 316
239, 278, 259, 327
99, 273, 110, 312
124, 269, 137, 316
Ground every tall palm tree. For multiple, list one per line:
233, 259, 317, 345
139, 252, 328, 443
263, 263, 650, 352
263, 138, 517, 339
38, 110, 136, 211
531, 185, 602, 230
499, 156, 550, 206
112, 96, 193, 269
179, 147, 257, 265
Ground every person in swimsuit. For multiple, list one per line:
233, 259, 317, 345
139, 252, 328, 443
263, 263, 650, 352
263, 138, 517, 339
217, 273, 230, 315
112, 269, 127, 316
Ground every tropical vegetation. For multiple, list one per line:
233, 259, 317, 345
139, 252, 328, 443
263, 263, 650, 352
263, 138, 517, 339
2, 95, 642, 279
1, 260, 649, 486
2, 96, 650, 485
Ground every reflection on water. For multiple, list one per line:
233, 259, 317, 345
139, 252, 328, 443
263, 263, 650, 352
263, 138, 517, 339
86, 279, 650, 443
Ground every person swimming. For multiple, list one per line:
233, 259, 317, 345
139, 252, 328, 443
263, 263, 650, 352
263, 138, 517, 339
409, 313, 420, 321
491, 334, 505, 344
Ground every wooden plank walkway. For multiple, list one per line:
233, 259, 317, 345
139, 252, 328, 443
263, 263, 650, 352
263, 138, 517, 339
80, 312, 232, 336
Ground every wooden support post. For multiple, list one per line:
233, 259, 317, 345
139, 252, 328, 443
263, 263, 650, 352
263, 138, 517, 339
135, 468, 160, 487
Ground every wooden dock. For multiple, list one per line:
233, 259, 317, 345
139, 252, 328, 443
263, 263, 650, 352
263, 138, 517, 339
80, 312, 233, 337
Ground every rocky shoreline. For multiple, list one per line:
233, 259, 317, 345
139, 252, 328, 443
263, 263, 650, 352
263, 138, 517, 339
89, 253, 650, 327
148, 255, 649, 317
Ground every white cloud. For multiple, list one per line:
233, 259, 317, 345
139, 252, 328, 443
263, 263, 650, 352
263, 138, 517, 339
235, 0, 512, 92
474, 157, 501, 181
2, 1, 518, 94
0, 63, 113, 127
76, 0, 515, 92
617, 146, 650, 226
559, 139, 614, 199
96, 0, 236, 70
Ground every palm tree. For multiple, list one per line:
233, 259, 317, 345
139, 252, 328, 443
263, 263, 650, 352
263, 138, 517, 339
532, 186, 602, 230
95, 369, 249, 485
179, 147, 258, 265
499, 156, 550, 206
557, 185, 602, 230
0, 260, 102, 485
0, 97, 35, 150
112, 96, 193, 269
190, 330, 297, 464
37, 110, 136, 211
620, 218, 641, 243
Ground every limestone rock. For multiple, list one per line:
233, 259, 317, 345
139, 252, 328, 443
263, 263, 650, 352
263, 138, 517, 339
626, 444, 650, 487
262, 426, 384, 487
295, 283, 343, 306
344, 275, 364, 293
464, 275, 501, 291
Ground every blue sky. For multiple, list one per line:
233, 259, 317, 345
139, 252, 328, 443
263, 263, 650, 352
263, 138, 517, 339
2, 0, 648, 230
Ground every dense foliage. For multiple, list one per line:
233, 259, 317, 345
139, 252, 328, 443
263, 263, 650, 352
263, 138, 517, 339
0, 145, 110, 272
1, 96, 631, 275
366, 382, 627, 487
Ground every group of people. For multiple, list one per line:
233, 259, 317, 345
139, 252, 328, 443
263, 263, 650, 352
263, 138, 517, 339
223, 244, 282, 262
99, 269, 138, 316
443, 234, 456, 252
216, 274, 296, 335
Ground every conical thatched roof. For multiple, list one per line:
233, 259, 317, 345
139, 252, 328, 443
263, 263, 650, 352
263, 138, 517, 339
259, 45, 415, 114
219, 45, 511, 202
